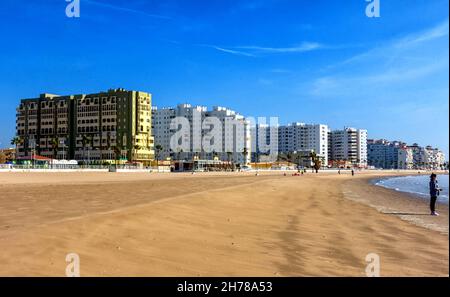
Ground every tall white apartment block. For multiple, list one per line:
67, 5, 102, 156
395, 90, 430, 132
358, 129, 368, 166
151, 106, 176, 159
329, 127, 368, 167
206, 106, 251, 164
250, 123, 278, 162
424, 146, 446, 169
152, 104, 206, 160
397, 146, 414, 169
152, 104, 251, 164
278, 123, 329, 165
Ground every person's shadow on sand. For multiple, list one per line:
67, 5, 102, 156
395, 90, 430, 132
383, 212, 430, 216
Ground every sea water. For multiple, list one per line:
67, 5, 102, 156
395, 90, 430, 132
375, 174, 449, 205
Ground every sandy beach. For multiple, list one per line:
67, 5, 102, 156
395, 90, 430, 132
0, 170, 448, 276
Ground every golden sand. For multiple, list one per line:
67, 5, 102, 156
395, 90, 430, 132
0, 171, 448, 276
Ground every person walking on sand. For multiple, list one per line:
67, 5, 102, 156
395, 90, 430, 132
351, 169, 355, 176
429, 173, 442, 216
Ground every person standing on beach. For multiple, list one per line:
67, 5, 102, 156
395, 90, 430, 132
351, 169, 355, 176
429, 173, 442, 216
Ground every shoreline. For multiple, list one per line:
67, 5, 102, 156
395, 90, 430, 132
343, 175, 449, 235
370, 174, 449, 204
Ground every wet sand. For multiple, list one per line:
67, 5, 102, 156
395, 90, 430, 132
0, 171, 448, 276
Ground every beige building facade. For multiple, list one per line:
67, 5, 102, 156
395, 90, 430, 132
16, 88, 154, 164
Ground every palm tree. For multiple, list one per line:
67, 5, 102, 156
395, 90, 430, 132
106, 132, 112, 163
113, 146, 121, 167
51, 138, 59, 159
168, 148, 174, 161
193, 152, 200, 172
212, 150, 218, 160
176, 148, 183, 161
286, 152, 292, 162
61, 137, 68, 160
226, 151, 233, 170
155, 144, 163, 169
88, 135, 94, 164
310, 151, 322, 173
255, 151, 260, 170
133, 144, 141, 163
242, 147, 249, 165
81, 134, 89, 166
293, 152, 304, 171
10, 136, 22, 162
50, 138, 59, 169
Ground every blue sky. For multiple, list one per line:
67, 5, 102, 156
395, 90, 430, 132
0, 0, 448, 157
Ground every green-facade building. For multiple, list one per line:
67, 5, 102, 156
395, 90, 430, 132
16, 88, 154, 164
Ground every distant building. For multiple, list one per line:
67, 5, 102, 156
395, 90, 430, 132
367, 139, 407, 169
368, 140, 446, 170
408, 143, 446, 170
278, 122, 329, 166
15, 89, 154, 164
152, 104, 206, 161
207, 106, 251, 164
397, 146, 414, 169
250, 123, 278, 162
152, 104, 251, 164
329, 127, 368, 167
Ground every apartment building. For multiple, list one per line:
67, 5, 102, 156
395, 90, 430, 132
152, 104, 207, 161
367, 139, 446, 170
278, 123, 329, 165
207, 106, 251, 164
250, 123, 278, 162
16, 89, 154, 164
423, 146, 446, 169
367, 139, 407, 169
408, 143, 446, 169
397, 146, 414, 169
328, 127, 368, 167
152, 104, 251, 164
151, 106, 176, 160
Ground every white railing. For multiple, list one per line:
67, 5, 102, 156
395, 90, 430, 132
0, 164, 147, 172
